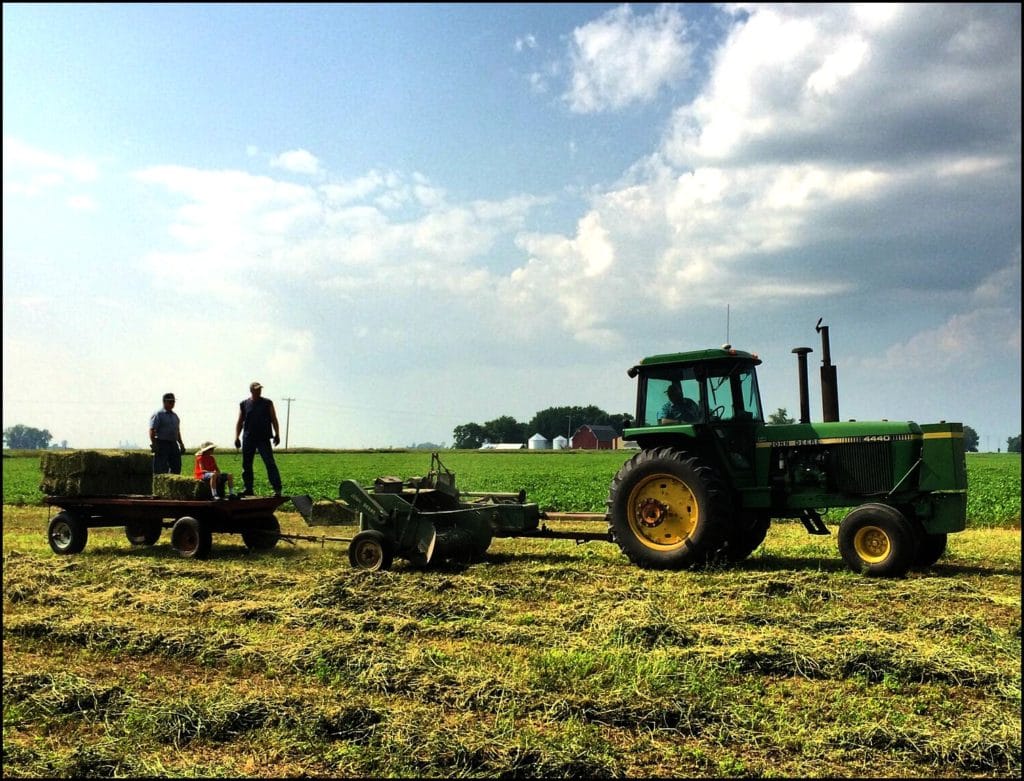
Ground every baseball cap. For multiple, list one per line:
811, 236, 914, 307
163, 392, 176, 401
249, 381, 263, 392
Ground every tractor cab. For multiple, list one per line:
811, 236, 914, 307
624, 347, 764, 475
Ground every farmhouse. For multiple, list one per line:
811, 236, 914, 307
570, 424, 618, 450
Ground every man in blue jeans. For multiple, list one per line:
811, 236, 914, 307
234, 381, 283, 497
149, 392, 186, 473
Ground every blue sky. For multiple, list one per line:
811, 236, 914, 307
3, 3, 1021, 451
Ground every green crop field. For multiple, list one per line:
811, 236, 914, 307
2, 450, 1021, 777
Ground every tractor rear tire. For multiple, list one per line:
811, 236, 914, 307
48, 512, 89, 555
125, 519, 162, 546
913, 530, 948, 569
724, 512, 771, 563
171, 516, 212, 560
838, 503, 917, 577
242, 514, 281, 551
349, 530, 394, 571
606, 448, 733, 570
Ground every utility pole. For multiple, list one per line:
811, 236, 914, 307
282, 397, 295, 449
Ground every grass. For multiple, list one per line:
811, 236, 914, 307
2, 495, 1020, 778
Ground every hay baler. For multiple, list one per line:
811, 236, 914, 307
293, 453, 607, 571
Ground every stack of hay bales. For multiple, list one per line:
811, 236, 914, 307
40, 450, 153, 497
153, 474, 213, 500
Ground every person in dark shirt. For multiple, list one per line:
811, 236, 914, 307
234, 381, 282, 497
149, 392, 186, 473
659, 383, 700, 424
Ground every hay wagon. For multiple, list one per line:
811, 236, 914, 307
43, 495, 288, 560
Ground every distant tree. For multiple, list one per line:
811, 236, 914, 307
962, 426, 979, 453
1007, 434, 1020, 453
483, 415, 527, 444
452, 423, 486, 449
606, 412, 633, 436
527, 405, 632, 439
768, 408, 795, 424
3, 425, 53, 450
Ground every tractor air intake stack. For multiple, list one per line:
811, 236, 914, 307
792, 347, 813, 424
816, 318, 840, 423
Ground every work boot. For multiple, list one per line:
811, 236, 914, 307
240, 489, 254, 497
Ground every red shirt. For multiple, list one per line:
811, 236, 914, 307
194, 452, 218, 479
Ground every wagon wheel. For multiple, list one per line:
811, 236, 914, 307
171, 516, 212, 559
348, 530, 394, 571
48, 512, 89, 555
242, 514, 281, 552
125, 519, 163, 546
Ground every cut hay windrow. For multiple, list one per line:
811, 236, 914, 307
39, 450, 152, 497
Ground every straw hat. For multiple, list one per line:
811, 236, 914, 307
196, 441, 216, 455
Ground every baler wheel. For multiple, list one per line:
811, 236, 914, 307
349, 530, 394, 571
838, 503, 917, 577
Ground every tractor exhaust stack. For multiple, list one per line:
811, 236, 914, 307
792, 347, 813, 424
816, 318, 840, 423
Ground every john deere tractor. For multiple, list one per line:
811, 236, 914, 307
608, 320, 967, 577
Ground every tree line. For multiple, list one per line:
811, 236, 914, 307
452, 405, 631, 449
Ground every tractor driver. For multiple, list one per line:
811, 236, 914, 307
659, 382, 701, 424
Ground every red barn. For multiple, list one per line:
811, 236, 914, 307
570, 424, 619, 450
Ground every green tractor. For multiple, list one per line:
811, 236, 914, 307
608, 320, 967, 577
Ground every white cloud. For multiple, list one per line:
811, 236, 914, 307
270, 148, 322, 175
514, 33, 537, 52
565, 4, 692, 113
3, 136, 99, 198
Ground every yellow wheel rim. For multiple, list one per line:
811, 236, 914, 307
627, 472, 698, 551
853, 525, 890, 564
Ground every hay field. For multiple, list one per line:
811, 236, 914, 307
2, 449, 1021, 778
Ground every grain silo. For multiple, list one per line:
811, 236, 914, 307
528, 433, 551, 450
552, 435, 569, 450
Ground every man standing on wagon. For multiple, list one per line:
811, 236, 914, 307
149, 392, 186, 474
234, 381, 283, 497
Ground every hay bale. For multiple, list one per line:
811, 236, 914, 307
153, 474, 212, 500
39, 450, 153, 496
307, 500, 360, 526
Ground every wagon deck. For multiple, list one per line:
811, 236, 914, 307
44, 494, 289, 559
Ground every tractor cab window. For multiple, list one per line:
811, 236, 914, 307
640, 361, 763, 427
703, 361, 763, 423
643, 369, 703, 426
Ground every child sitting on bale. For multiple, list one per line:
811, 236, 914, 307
194, 441, 238, 500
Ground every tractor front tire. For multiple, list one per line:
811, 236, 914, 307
606, 448, 733, 570
349, 530, 394, 571
838, 503, 917, 577
48, 512, 89, 555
